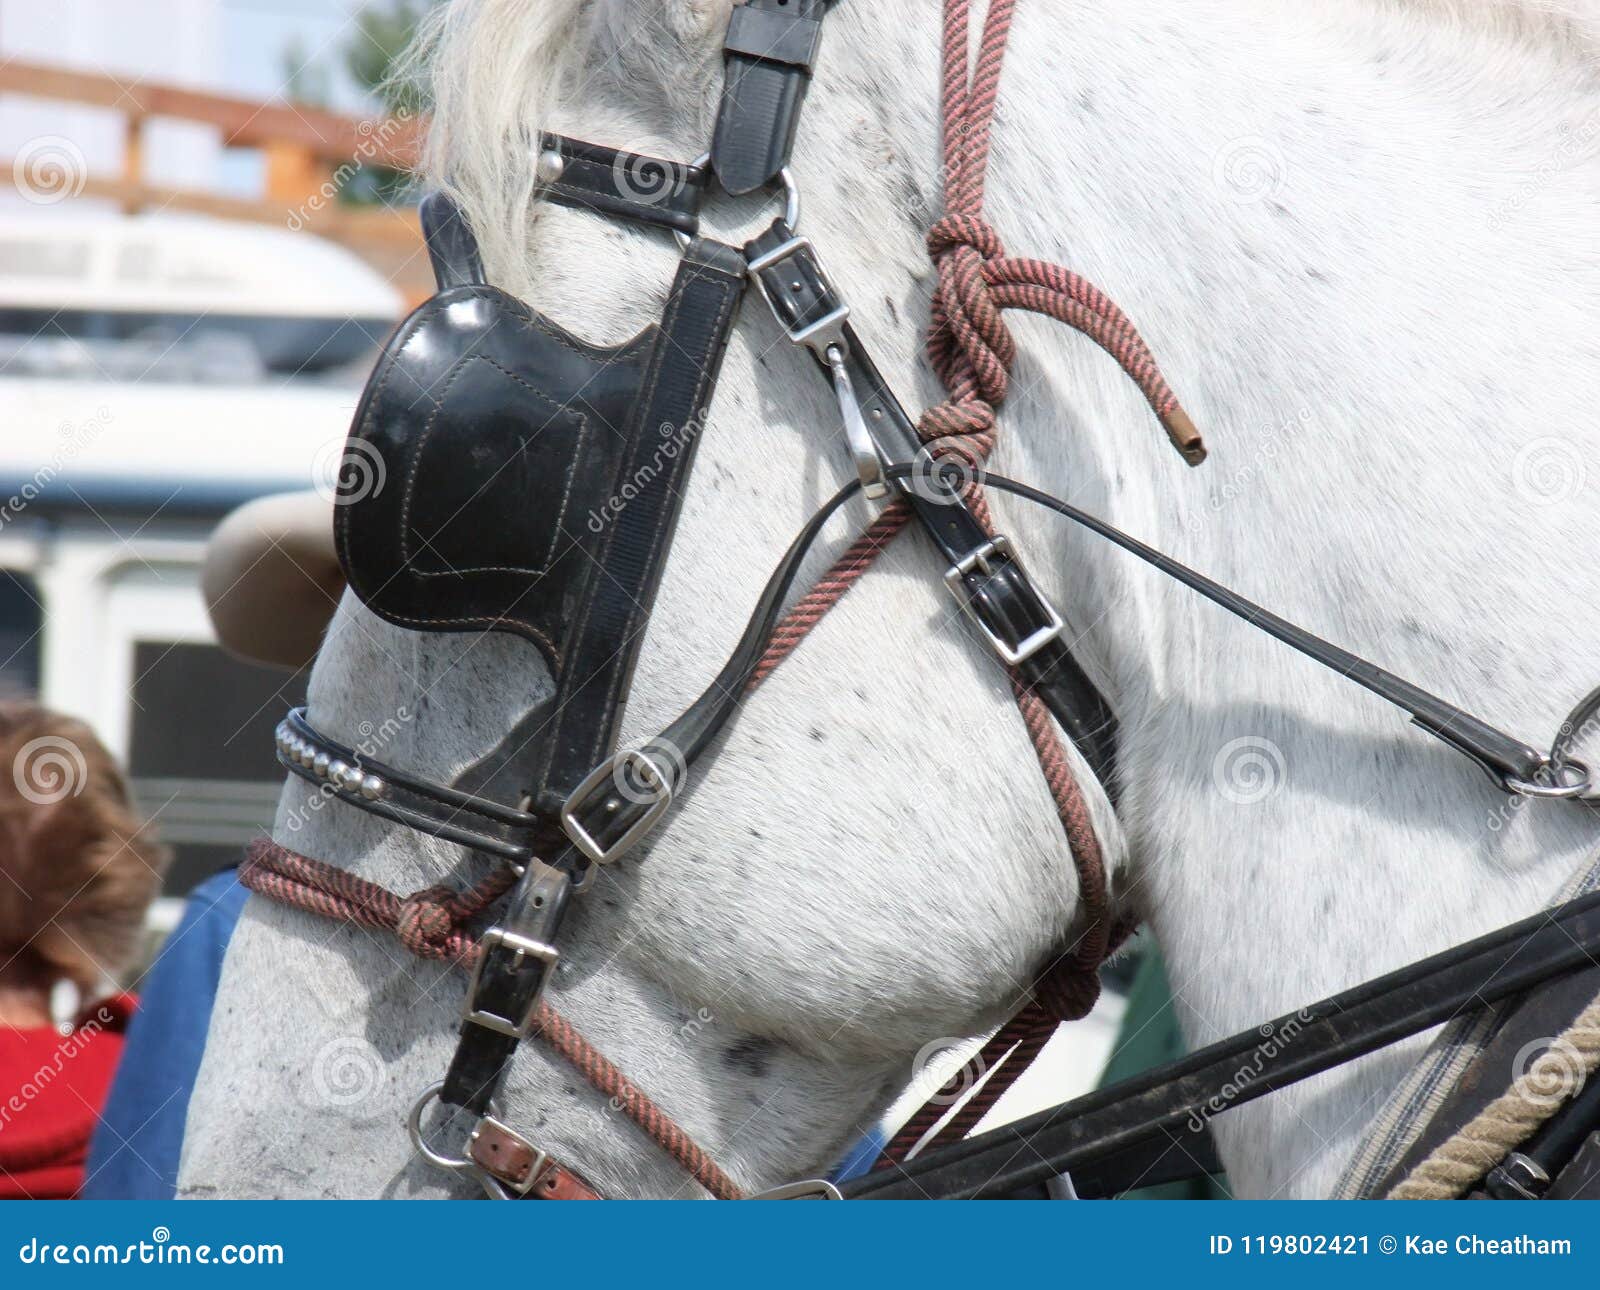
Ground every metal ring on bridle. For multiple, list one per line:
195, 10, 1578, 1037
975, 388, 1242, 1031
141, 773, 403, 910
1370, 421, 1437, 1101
406, 1082, 481, 1174
1502, 757, 1594, 800
674, 164, 801, 252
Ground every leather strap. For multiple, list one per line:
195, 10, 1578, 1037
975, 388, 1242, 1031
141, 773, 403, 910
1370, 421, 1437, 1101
275, 709, 545, 866
532, 238, 749, 814
470, 1120, 602, 1199
711, 0, 831, 195
744, 220, 1120, 783
444, 860, 572, 1114
538, 133, 709, 236
419, 192, 486, 288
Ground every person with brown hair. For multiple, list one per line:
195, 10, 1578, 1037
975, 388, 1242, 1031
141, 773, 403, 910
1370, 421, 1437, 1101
0, 702, 168, 1199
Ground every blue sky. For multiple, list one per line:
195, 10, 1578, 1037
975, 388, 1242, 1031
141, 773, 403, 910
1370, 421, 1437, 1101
222, 0, 383, 113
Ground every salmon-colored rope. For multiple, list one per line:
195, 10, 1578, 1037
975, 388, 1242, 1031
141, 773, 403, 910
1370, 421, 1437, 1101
239, 839, 742, 1200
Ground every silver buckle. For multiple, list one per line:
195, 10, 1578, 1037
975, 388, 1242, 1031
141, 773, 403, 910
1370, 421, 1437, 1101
560, 748, 675, 865
469, 1115, 549, 1197
461, 927, 559, 1038
943, 535, 1065, 666
747, 234, 850, 360
751, 1179, 844, 1200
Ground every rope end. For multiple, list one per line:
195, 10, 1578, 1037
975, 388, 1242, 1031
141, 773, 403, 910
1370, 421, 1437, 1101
1162, 406, 1207, 466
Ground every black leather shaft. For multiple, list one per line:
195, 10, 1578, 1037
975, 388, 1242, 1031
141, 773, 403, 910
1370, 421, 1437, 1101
711, 0, 831, 194
419, 192, 486, 289
539, 133, 709, 235
845, 887, 1600, 1198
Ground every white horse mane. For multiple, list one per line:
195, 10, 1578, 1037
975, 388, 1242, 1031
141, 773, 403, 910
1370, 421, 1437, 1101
181, 0, 1600, 1199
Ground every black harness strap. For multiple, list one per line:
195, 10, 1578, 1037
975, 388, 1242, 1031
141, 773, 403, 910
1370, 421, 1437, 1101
843, 887, 1600, 1199
538, 134, 710, 236
711, 0, 831, 195
447, 239, 747, 1117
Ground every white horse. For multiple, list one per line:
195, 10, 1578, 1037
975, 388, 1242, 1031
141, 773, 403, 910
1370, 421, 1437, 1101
180, 0, 1600, 1199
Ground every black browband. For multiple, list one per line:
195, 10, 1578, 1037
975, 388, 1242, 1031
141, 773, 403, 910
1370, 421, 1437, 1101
282, 0, 1600, 1199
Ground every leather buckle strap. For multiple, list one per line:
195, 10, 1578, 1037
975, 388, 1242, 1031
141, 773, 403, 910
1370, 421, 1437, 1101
443, 861, 572, 1115
536, 133, 709, 236
944, 535, 1066, 666
469, 1116, 602, 1200
559, 748, 676, 866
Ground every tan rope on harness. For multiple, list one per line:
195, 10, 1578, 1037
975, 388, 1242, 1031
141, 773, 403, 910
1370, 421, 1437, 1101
1388, 994, 1600, 1199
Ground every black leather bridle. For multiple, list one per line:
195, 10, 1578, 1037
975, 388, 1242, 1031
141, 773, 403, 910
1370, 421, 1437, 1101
268, 0, 1600, 1199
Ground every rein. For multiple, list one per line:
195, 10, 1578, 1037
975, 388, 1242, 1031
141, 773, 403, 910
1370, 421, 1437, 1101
241, 0, 1600, 1201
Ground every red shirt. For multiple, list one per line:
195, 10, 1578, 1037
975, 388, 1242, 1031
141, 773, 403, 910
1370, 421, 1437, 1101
0, 995, 133, 1199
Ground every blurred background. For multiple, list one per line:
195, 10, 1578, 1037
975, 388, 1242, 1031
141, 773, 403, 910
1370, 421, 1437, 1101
0, 0, 429, 932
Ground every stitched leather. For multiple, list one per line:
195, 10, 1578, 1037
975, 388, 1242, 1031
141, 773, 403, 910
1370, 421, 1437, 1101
711, 0, 831, 195
334, 281, 656, 670
531, 238, 749, 811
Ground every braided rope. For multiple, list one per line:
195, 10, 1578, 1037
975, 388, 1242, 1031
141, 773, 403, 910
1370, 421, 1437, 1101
1387, 994, 1600, 1199
239, 839, 742, 1199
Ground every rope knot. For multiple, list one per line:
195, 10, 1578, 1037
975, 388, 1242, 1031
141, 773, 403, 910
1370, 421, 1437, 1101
926, 212, 1007, 265
397, 885, 463, 960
